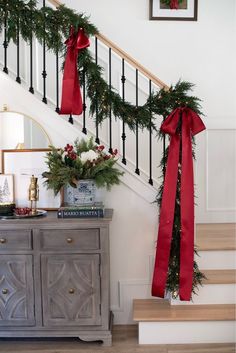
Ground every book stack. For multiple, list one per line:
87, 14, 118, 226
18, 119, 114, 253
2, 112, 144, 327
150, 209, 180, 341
57, 202, 104, 219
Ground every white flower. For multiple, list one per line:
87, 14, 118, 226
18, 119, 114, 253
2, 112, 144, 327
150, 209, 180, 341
80, 150, 98, 163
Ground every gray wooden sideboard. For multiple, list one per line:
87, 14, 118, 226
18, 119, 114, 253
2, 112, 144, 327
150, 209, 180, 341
0, 210, 113, 346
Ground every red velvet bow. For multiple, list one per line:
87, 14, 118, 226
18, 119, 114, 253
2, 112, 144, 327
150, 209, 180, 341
170, 0, 179, 9
152, 107, 205, 301
60, 27, 90, 116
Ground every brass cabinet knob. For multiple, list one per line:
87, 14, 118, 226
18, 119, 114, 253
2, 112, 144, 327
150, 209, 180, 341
66, 238, 73, 244
68, 288, 75, 294
2, 288, 8, 294
0, 238, 6, 244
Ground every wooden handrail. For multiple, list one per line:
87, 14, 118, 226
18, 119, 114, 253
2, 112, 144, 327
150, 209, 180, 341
47, 0, 169, 89
97, 33, 168, 89
47, 0, 61, 6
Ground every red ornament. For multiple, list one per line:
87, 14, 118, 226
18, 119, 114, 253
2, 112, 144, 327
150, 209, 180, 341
151, 107, 205, 301
60, 27, 90, 116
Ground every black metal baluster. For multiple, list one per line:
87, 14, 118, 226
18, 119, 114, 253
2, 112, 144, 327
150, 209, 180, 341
68, 114, 73, 124
29, 34, 34, 93
149, 80, 153, 185
95, 37, 100, 144
108, 48, 113, 153
121, 58, 126, 165
16, 16, 21, 83
55, 49, 59, 112
82, 69, 87, 134
29, 1, 34, 93
42, 0, 47, 104
3, 7, 8, 74
135, 69, 140, 175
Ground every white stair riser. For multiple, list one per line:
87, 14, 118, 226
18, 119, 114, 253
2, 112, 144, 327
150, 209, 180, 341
139, 321, 235, 344
168, 284, 236, 305
197, 251, 236, 269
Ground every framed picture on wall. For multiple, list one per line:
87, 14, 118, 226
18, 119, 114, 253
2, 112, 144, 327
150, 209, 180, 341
0, 174, 14, 203
150, 0, 198, 21
2, 149, 61, 210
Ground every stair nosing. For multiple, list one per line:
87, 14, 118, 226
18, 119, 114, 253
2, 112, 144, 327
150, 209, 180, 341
196, 223, 236, 251
133, 300, 236, 322
202, 269, 236, 284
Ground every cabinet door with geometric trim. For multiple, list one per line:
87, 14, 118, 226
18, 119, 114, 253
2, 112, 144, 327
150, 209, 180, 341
0, 255, 35, 326
41, 254, 101, 327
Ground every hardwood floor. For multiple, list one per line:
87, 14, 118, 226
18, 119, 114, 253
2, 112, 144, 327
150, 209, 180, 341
0, 325, 234, 353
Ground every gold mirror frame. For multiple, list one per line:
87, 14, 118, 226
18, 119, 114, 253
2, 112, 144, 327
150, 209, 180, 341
0, 106, 52, 149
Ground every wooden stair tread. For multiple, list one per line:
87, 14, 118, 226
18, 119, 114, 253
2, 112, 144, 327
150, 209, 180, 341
196, 223, 236, 250
202, 269, 236, 284
133, 299, 236, 322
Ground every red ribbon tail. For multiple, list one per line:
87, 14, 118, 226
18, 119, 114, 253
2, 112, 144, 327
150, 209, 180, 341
71, 68, 83, 115
179, 118, 194, 301
60, 48, 81, 115
152, 134, 180, 298
60, 28, 89, 116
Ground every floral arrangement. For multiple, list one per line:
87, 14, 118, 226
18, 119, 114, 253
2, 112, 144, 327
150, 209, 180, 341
42, 137, 124, 194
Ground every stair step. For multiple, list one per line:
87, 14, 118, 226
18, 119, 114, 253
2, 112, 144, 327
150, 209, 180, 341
134, 299, 236, 344
133, 299, 235, 322
196, 223, 236, 250
203, 269, 236, 284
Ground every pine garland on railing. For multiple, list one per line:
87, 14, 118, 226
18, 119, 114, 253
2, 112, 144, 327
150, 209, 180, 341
0, 0, 205, 299
0, 0, 202, 130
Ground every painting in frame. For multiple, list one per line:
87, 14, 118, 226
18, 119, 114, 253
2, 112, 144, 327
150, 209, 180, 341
2, 149, 61, 210
150, 0, 198, 21
0, 174, 14, 204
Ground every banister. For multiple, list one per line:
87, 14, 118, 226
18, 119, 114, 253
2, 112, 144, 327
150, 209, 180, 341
47, 0, 61, 6
47, 0, 169, 89
97, 33, 168, 89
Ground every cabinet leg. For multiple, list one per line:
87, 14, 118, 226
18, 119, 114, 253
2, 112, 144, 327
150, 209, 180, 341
78, 333, 112, 347
101, 336, 112, 346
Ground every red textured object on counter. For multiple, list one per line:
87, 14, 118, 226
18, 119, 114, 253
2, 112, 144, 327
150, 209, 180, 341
14, 207, 32, 216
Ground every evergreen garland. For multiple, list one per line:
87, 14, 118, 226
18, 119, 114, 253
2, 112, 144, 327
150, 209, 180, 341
0, 0, 205, 298
1, 1, 200, 131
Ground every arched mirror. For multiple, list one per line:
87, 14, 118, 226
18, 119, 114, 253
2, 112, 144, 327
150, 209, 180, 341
0, 110, 51, 149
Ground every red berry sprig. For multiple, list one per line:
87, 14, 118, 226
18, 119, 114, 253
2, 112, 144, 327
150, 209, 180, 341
64, 144, 77, 160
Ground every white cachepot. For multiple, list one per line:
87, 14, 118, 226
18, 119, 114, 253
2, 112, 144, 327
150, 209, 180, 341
63, 179, 96, 206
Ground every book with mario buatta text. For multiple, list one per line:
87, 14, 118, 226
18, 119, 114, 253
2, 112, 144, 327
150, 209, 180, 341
57, 203, 104, 218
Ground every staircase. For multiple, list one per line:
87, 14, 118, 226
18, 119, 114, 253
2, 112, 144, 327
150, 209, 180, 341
0, 0, 235, 348
133, 223, 236, 344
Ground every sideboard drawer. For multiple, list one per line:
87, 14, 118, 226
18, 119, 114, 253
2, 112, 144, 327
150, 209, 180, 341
0, 230, 32, 250
40, 229, 100, 250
